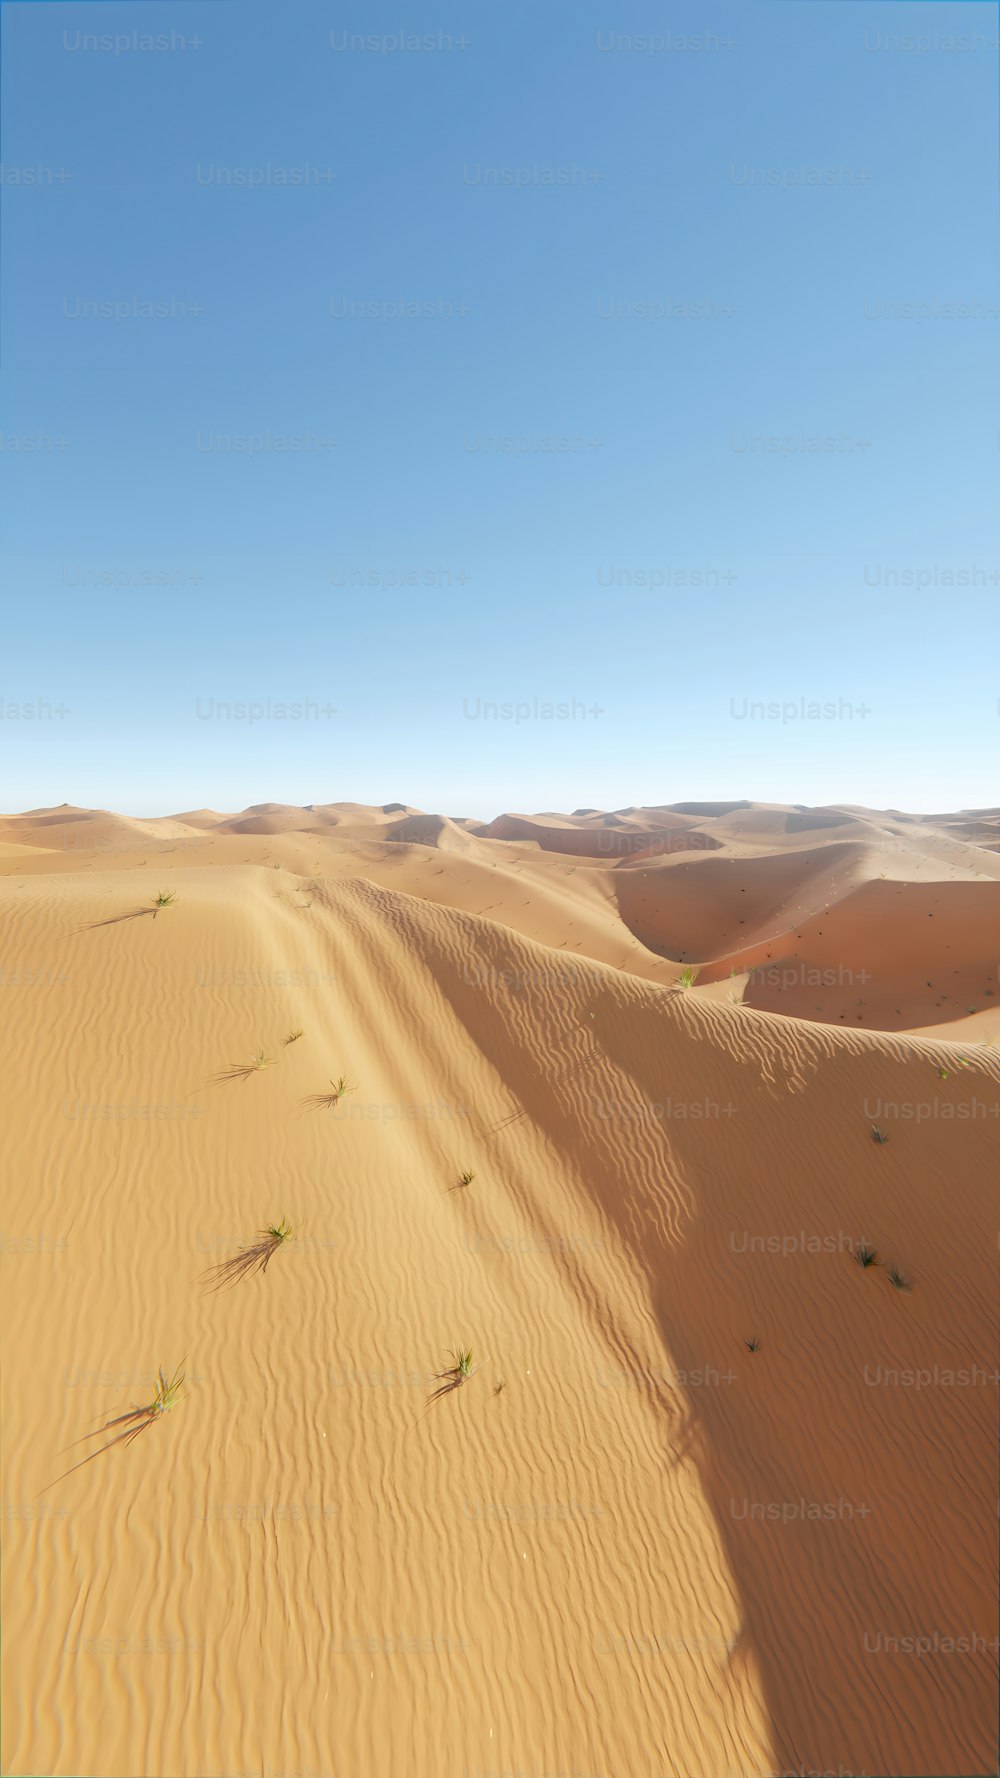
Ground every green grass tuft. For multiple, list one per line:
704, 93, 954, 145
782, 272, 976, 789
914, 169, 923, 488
211, 1049, 275, 1085
300, 1076, 357, 1113
39, 1363, 185, 1493
424, 1345, 480, 1411
200, 1220, 293, 1292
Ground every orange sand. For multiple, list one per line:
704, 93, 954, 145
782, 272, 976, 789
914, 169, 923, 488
1, 801, 997, 1777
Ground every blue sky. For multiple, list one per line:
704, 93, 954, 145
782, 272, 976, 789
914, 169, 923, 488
2, 0, 998, 816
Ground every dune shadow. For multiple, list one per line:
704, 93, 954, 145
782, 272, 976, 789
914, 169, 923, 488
402, 920, 996, 1776
585, 1008, 995, 1775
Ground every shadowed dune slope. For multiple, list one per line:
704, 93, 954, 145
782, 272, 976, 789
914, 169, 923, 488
1, 863, 997, 1778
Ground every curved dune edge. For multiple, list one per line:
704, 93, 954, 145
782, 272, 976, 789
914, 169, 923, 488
1, 853, 997, 1778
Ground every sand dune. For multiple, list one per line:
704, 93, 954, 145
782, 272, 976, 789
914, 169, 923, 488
472, 809, 724, 859
1, 802, 997, 1777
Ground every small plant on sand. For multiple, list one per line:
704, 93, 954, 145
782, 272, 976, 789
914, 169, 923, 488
454, 1170, 476, 1190
870, 1124, 889, 1145
211, 1049, 275, 1085
744, 1337, 761, 1353
200, 1220, 293, 1292
40, 1364, 185, 1492
856, 1242, 880, 1269
425, 1345, 479, 1410
676, 965, 698, 989
887, 1263, 912, 1293
494, 1377, 506, 1395
301, 1076, 356, 1113
151, 891, 177, 917
283, 1029, 304, 1046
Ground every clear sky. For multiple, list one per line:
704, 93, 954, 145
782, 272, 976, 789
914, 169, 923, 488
2, 0, 998, 817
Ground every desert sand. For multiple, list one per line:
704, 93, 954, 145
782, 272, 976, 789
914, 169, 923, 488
2, 800, 998, 1778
